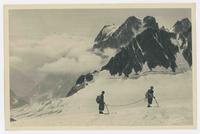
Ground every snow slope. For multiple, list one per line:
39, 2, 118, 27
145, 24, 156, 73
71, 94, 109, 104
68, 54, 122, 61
11, 70, 193, 127
94, 24, 118, 43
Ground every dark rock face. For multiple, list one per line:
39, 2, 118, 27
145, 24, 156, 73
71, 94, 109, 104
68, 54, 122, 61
86, 73, 93, 81
67, 73, 94, 97
75, 73, 94, 85
93, 16, 142, 50
76, 75, 85, 85
101, 38, 145, 76
143, 16, 159, 30
102, 28, 179, 76
137, 28, 178, 71
173, 18, 192, 66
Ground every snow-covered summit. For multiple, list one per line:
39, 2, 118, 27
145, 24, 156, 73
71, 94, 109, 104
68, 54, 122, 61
95, 24, 117, 43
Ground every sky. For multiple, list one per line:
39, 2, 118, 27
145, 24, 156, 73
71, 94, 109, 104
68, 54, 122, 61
9, 8, 191, 41
9, 8, 191, 82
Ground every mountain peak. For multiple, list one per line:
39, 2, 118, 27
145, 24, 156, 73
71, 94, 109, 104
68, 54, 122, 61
173, 18, 191, 33
93, 16, 141, 50
94, 24, 117, 43
125, 16, 142, 30
143, 16, 159, 30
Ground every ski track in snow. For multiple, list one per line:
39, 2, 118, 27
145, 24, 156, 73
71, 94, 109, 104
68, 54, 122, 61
11, 71, 193, 127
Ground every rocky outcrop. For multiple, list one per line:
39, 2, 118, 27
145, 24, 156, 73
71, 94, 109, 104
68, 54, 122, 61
173, 18, 192, 66
66, 73, 94, 97
75, 73, 93, 85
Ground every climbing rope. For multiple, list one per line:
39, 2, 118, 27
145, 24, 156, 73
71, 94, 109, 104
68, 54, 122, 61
107, 98, 145, 107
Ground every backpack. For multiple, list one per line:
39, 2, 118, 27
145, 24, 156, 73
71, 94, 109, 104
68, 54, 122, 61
96, 95, 101, 104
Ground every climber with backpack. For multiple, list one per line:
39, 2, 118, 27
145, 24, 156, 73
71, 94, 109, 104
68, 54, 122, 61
96, 91, 105, 114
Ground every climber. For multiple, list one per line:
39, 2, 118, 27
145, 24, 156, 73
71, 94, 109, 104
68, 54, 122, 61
96, 91, 105, 114
145, 86, 155, 107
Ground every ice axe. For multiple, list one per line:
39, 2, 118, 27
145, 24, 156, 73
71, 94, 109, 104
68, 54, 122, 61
104, 103, 110, 115
154, 97, 159, 107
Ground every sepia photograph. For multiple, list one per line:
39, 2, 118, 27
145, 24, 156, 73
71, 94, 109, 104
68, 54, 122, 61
4, 4, 196, 129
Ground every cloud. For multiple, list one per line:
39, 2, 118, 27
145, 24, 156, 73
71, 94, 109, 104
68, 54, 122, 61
38, 51, 102, 74
10, 33, 108, 75
10, 34, 92, 59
